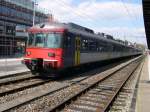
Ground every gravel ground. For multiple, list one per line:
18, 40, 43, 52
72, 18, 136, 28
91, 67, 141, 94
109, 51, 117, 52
0, 81, 58, 104
11, 61, 141, 112
60, 62, 139, 112
2, 57, 142, 112
109, 61, 144, 112
0, 74, 92, 106
10, 70, 107, 111
11, 84, 83, 112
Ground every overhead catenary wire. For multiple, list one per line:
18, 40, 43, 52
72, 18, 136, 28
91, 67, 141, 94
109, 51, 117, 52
53, 0, 95, 24
52, 0, 116, 30
120, 0, 141, 43
120, 0, 139, 28
38, 0, 142, 44
126, 0, 144, 42
126, 0, 141, 26
54, 0, 142, 44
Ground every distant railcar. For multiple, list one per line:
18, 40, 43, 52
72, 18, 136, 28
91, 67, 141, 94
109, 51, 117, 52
23, 22, 142, 77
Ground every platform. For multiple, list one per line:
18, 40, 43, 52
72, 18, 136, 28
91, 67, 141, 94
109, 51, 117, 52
135, 55, 150, 112
0, 58, 29, 78
0, 57, 23, 62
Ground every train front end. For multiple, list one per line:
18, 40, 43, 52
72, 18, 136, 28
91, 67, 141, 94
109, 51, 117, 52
23, 23, 65, 74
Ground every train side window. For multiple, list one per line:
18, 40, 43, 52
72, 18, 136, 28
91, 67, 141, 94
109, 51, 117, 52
113, 45, 119, 52
109, 44, 113, 52
81, 39, 88, 51
104, 42, 109, 52
98, 43, 104, 52
90, 40, 97, 51
98, 41, 108, 52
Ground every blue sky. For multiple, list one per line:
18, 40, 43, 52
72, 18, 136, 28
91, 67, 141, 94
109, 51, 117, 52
37, 0, 147, 46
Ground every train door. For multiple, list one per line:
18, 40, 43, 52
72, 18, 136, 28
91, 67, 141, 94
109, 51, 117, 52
75, 37, 81, 66
63, 32, 74, 67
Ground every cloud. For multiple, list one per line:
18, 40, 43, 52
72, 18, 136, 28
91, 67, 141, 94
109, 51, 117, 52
38, 0, 142, 22
37, 0, 146, 45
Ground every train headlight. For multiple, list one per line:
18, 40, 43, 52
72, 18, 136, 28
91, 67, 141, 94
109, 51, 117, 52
26, 51, 31, 56
48, 53, 55, 57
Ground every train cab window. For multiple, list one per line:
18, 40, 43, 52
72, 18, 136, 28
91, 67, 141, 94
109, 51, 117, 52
35, 34, 46, 47
28, 34, 34, 46
27, 33, 63, 48
46, 33, 62, 48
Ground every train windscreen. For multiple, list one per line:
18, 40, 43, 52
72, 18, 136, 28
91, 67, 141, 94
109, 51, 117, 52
28, 33, 63, 48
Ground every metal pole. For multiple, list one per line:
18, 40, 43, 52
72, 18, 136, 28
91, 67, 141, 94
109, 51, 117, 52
148, 54, 150, 81
33, 0, 35, 26
33, 0, 38, 26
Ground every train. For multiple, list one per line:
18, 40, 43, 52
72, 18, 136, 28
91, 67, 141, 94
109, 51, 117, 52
23, 22, 142, 76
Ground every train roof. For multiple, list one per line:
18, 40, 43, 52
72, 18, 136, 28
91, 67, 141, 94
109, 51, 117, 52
31, 22, 139, 50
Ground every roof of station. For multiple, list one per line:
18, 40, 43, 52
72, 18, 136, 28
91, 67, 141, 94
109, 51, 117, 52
143, 0, 150, 49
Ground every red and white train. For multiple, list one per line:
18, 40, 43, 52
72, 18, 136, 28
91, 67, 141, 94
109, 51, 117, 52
23, 22, 142, 76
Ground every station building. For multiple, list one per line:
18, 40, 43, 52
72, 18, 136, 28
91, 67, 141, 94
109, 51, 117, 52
0, 0, 49, 57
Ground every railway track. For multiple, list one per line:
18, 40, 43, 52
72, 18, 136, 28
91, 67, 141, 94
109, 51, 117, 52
109, 58, 145, 112
0, 56, 144, 112
0, 73, 93, 112
45, 56, 144, 112
0, 77, 51, 97
0, 72, 54, 105
3, 57, 141, 112
0, 71, 51, 97
0, 71, 36, 85
0, 63, 106, 111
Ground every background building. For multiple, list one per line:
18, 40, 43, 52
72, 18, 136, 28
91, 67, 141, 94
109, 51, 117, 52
0, 0, 49, 58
